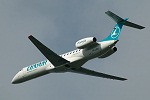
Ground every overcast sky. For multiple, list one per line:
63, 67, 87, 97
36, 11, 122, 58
0, 0, 150, 100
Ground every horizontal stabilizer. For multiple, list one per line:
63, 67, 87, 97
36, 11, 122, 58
124, 21, 145, 29
105, 11, 145, 29
105, 11, 124, 23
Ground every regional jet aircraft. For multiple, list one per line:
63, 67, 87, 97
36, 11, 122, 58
12, 11, 145, 84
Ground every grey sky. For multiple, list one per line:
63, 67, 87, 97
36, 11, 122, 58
0, 0, 150, 100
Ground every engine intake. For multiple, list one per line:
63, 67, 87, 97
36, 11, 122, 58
75, 37, 97, 49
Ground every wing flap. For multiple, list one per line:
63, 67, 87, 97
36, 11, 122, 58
28, 35, 69, 67
71, 67, 127, 81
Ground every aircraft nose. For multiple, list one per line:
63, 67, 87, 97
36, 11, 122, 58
11, 71, 23, 84
11, 75, 17, 84
11, 73, 18, 84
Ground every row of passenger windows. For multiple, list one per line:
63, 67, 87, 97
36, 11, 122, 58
61, 49, 81, 57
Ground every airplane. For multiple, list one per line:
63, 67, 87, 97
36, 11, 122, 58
11, 11, 145, 84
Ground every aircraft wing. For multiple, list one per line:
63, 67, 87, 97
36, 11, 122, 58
71, 67, 127, 81
28, 35, 69, 67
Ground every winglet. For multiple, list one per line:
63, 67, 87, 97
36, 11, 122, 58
28, 35, 32, 38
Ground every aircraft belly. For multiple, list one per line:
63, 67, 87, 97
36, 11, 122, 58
69, 59, 87, 68
22, 71, 49, 83
52, 59, 87, 73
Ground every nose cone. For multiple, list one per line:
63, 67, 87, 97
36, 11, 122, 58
11, 71, 23, 84
11, 74, 18, 84
11, 73, 19, 84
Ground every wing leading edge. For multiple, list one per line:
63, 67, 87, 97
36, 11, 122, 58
71, 67, 127, 81
28, 35, 69, 67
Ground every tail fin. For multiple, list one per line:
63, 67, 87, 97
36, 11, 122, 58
101, 11, 145, 42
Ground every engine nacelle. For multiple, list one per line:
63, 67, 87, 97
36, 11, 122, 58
75, 37, 97, 49
99, 47, 117, 58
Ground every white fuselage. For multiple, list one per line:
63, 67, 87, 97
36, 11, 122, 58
11, 40, 117, 84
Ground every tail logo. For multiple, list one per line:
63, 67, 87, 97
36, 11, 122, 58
111, 26, 120, 39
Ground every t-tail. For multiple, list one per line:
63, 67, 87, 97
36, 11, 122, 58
101, 11, 145, 42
